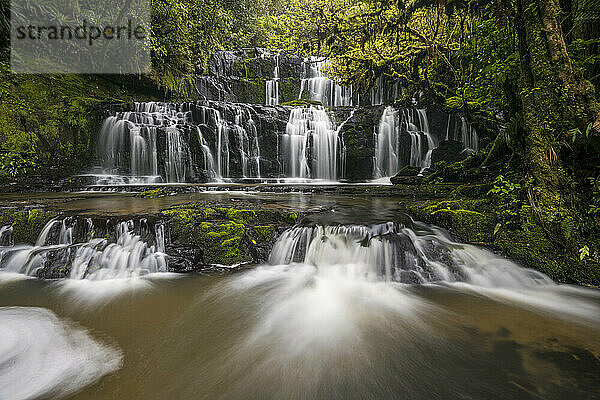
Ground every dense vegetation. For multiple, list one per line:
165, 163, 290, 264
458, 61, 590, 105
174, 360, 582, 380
1, 0, 600, 282
262, 0, 600, 282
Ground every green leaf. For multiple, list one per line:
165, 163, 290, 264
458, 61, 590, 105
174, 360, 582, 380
493, 223, 501, 236
579, 245, 590, 261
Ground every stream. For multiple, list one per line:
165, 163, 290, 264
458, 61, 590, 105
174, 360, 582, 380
0, 192, 598, 400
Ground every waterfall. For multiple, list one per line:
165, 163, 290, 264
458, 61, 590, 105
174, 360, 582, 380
265, 51, 280, 106
374, 107, 398, 178
445, 114, 479, 152
374, 107, 435, 177
280, 106, 338, 180
0, 218, 167, 280
96, 102, 186, 184
165, 127, 192, 182
196, 127, 218, 179
69, 220, 167, 280
194, 104, 230, 178
0, 225, 13, 247
248, 117, 262, 178
299, 58, 353, 107
269, 223, 554, 286
460, 116, 479, 151
370, 76, 403, 106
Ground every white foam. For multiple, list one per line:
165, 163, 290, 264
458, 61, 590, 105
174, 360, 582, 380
0, 307, 122, 400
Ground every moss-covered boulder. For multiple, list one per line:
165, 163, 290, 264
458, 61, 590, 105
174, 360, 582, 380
406, 200, 495, 243
162, 203, 300, 270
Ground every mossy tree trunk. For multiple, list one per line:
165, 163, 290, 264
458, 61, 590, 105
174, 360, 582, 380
514, 0, 599, 242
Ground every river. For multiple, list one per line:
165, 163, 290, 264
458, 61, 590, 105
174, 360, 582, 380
0, 192, 598, 400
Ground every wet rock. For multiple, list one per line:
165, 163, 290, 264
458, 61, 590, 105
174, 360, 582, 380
431, 140, 467, 165
390, 166, 424, 184
337, 106, 381, 181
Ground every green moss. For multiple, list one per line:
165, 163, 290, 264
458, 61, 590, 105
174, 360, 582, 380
278, 77, 301, 103
430, 209, 495, 242
137, 188, 171, 198
407, 199, 496, 243
0, 61, 162, 181
217, 208, 256, 224
253, 225, 275, 241
286, 212, 299, 224
197, 221, 246, 265
162, 206, 217, 227
162, 203, 300, 266
0, 208, 57, 244
281, 99, 321, 107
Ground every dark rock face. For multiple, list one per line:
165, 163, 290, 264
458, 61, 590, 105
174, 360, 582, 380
431, 140, 468, 165
425, 106, 449, 141
208, 48, 304, 79
198, 49, 305, 104
336, 106, 381, 181
180, 101, 289, 178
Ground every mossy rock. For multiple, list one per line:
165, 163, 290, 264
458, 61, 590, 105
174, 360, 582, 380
431, 209, 494, 242
162, 206, 217, 228
216, 208, 257, 224
195, 221, 247, 265
406, 199, 495, 243
0, 208, 57, 244
253, 225, 275, 242
394, 166, 422, 177
137, 188, 171, 198
278, 77, 301, 103
163, 204, 299, 266
281, 99, 321, 107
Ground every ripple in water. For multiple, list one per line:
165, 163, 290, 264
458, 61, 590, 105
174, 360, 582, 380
0, 307, 123, 400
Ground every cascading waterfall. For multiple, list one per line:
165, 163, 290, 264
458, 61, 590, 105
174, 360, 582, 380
445, 114, 479, 152
195, 102, 263, 179
97, 102, 191, 184
196, 127, 218, 179
280, 106, 339, 180
269, 222, 555, 286
374, 107, 436, 177
88, 54, 483, 185
0, 225, 12, 246
370, 76, 403, 106
94, 101, 269, 183
165, 127, 193, 182
417, 109, 435, 168
299, 58, 353, 107
374, 107, 399, 178
69, 220, 167, 280
0, 218, 167, 280
265, 51, 280, 106
460, 115, 479, 151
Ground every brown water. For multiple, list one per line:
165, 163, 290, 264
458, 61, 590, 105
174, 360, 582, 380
0, 192, 599, 400
0, 273, 598, 400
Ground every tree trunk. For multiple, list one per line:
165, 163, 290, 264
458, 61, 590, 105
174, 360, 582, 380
515, 0, 599, 240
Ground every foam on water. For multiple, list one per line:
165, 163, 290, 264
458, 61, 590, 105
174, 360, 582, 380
0, 307, 122, 400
